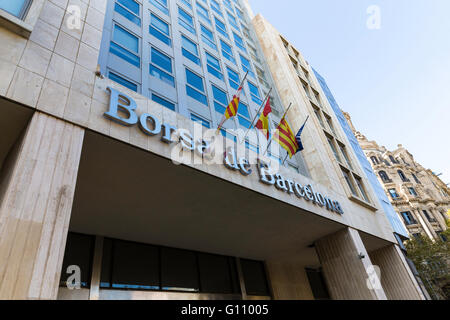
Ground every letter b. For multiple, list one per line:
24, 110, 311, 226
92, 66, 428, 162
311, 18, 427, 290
104, 87, 139, 126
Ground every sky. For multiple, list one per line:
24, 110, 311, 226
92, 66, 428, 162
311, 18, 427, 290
248, 0, 450, 184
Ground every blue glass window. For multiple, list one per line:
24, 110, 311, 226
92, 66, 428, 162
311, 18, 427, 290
110, 25, 140, 67
401, 212, 416, 226
210, 0, 223, 16
152, 93, 175, 111
237, 102, 251, 128
200, 24, 217, 51
115, 0, 141, 26
233, 32, 246, 53
178, 7, 196, 35
0, 0, 29, 18
196, 2, 211, 25
150, 48, 175, 87
227, 11, 239, 31
248, 81, 262, 105
205, 52, 223, 80
149, 0, 169, 16
108, 72, 138, 92
185, 69, 208, 105
181, 35, 200, 65
240, 54, 255, 78
245, 140, 259, 154
214, 17, 228, 39
220, 129, 237, 142
180, 0, 192, 9
212, 85, 228, 114
191, 114, 210, 128
223, 0, 233, 12
150, 14, 172, 46
235, 7, 244, 20
220, 40, 235, 64
226, 67, 239, 90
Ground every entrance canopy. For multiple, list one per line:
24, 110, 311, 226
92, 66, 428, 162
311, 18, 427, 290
69, 131, 389, 267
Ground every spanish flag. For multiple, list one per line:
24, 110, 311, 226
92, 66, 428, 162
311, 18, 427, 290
273, 115, 300, 158
216, 85, 243, 133
255, 96, 272, 140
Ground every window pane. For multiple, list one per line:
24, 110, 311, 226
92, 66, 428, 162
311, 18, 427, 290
233, 32, 246, 53
152, 93, 175, 111
0, 0, 27, 17
238, 102, 249, 118
150, 0, 169, 16
198, 254, 239, 294
110, 42, 140, 67
115, 2, 141, 26
150, 14, 172, 45
201, 24, 217, 50
179, 7, 196, 34
117, 0, 139, 15
186, 69, 204, 92
206, 52, 223, 80
214, 17, 228, 38
161, 247, 199, 292
240, 259, 270, 296
191, 114, 210, 128
221, 40, 235, 64
181, 36, 200, 65
196, 2, 210, 24
227, 67, 239, 89
111, 240, 160, 290
108, 72, 138, 91
113, 25, 139, 53
186, 86, 208, 105
212, 85, 228, 105
151, 48, 172, 73
60, 233, 94, 288
150, 65, 175, 86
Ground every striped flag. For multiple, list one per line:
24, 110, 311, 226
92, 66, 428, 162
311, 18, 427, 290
255, 96, 272, 140
273, 116, 300, 159
216, 85, 243, 134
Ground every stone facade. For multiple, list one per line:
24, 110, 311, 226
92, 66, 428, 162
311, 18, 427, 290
343, 112, 450, 241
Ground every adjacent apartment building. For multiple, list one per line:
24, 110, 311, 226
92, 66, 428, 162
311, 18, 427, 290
0, 0, 426, 300
344, 113, 449, 241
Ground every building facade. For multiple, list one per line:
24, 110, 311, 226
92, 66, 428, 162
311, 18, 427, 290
0, 0, 426, 300
344, 113, 450, 241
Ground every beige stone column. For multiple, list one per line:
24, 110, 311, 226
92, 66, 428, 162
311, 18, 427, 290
370, 244, 425, 300
315, 228, 387, 300
0, 112, 84, 300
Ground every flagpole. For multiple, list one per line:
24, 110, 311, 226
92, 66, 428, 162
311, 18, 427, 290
263, 102, 293, 156
282, 154, 289, 165
216, 71, 249, 134
240, 87, 272, 144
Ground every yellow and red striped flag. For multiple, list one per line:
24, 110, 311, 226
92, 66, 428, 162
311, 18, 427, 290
273, 115, 300, 158
255, 96, 272, 140
216, 85, 243, 134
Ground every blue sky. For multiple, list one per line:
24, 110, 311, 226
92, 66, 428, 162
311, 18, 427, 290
249, 0, 450, 184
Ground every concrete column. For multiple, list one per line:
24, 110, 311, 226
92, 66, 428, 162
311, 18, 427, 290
0, 112, 84, 300
315, 228, 387, 300
370, 244, 426, 300
266, 260, 314, 300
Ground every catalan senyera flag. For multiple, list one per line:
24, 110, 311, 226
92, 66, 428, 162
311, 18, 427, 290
273, 116, 300, 159
255, 97, 272, 140
216, 85, 243, 133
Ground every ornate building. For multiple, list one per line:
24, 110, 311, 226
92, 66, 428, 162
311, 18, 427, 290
343, 113, 450, 241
